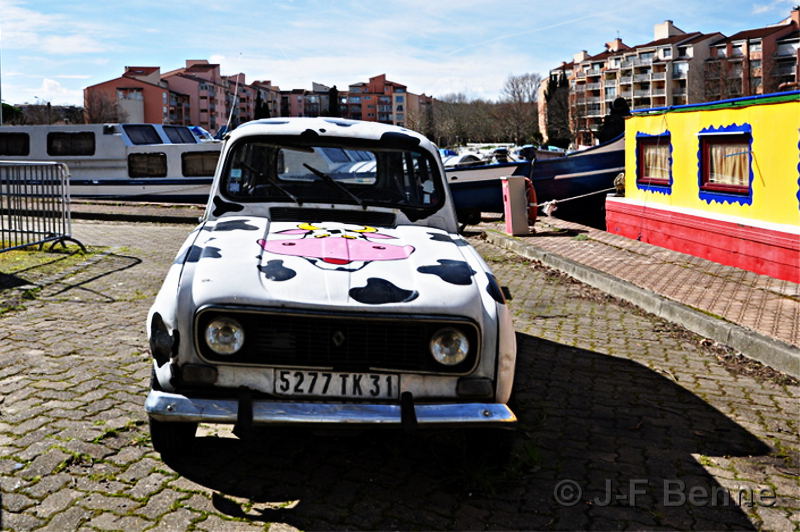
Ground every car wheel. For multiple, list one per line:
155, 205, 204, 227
149, 415, 197, 459
466, 426, 516, 468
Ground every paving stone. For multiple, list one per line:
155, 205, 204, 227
0, 221, 796, 530
34, 488, 80, 519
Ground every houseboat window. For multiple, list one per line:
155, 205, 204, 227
182, 151, 219, 177
123, 125, 162, 145
164, 126, 197, 144
636, 136, 671, 186
128, 152, 167, 177
0, 133, 30, 156
319, 147, 351, 163
700, 135, 750, 194
47, 132, 95, 156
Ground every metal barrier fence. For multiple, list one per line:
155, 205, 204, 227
0, 161, 84, 253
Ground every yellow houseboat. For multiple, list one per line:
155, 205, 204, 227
606, 91, 799, 283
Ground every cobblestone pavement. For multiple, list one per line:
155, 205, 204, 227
0, 221, 797, 531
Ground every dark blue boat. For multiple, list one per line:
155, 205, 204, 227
448, 135, 624, 228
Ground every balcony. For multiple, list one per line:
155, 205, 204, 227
585, 96, 601, 103
634, 73, 651, 82
585, 82, 601, 90
673, 87, 687, 95
673, 70, 687, 79
775, 43, 799, 56
620, 76, 633, 84
651, 86, 666, 96
652, 72, 666, 80
604, 79, 617, 87
576, 71, 586, 79
634, 89, 651, 97
586, 69, 602, 77
619, 90, 632, 98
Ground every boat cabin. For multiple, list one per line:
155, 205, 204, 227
606, 91, 800, 283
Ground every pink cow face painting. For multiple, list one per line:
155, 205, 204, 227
258, 222, 414, 272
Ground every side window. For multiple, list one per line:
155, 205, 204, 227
123, 125, 162, 145
164, 126, 197, 144
47, 132, 95, 156
700, 134, 751, 194
128, 153, 167, 177
0, 133, 30, 156
182, 151, 219, 177
635, 133, 672, 190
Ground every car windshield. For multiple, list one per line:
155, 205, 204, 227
222, 138, 444, 212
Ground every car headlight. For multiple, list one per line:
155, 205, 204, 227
205, 317, 245, 355
430, 327, 469, 366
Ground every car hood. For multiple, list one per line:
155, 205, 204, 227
179, 216, 493, 322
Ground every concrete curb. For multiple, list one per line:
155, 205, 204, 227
484, 229, 800, 379
70, 210, 201, 225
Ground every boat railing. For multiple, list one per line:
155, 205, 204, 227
0, 161, 84, 253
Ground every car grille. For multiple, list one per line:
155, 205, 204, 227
195, 307, 479, 374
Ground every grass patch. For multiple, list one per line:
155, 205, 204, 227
0, 244, 99, 314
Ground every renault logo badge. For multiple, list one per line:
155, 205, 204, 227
332, 330, 346, 347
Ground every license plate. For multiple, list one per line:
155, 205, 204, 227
274, 370, 400, 399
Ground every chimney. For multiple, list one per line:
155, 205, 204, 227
654, 20, 684, 40
605, 38, 625, 52
792, 6, 799, 26
573, 50, 589, 62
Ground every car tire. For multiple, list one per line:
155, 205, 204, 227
148, 367, 197, 458
149, 416, 197, 459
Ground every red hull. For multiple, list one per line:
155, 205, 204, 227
606, 200, 800, 283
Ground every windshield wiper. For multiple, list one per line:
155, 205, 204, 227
303, 163, 365, 209
240, 160, 301, 205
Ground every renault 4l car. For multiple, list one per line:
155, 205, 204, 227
145, 117, 517, 456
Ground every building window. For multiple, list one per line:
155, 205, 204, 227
662, 47, 672, 58
395, 95, 404, 103
181, 151, 219, 176
128, 152, 167, 177
47, 132, 95, 156
749, 40, 762, 52
636, 133, 672, 191
0, 133, 30, 156
698, 124, 753, 205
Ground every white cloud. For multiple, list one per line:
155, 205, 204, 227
5, 78, 83, 105
40, 35, 105, 55
752, 0, 794, 14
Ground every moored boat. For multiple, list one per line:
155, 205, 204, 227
448, 135, 624, 228
606, 90, 800, 282
0, 123, 222, 202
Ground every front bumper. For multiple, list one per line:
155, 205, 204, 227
145, 390, 517, 425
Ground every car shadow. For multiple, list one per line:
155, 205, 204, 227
163, 333, 769, 530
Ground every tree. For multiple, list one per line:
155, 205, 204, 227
499, 73, 541, 145
544, 71, 572, 147
254, 92, 271, 119
84, 91, 128, 123
328, 85, 340, 117
1, 103, 24, 124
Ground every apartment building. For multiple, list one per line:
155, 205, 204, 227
562, 22, 723, 144
251, 80, 282, 119
162, 60, 229, 133
83, 66, 190, 124
543, 7, 799, 145
345, 74, 409, 126
704, 9, 799, 100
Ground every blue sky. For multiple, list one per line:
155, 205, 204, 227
0, 0, 796, 106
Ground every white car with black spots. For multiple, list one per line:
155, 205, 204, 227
145, 117, 518, 457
